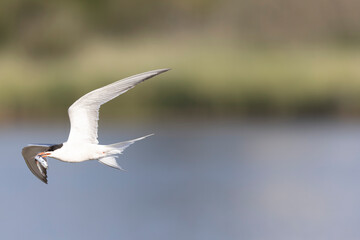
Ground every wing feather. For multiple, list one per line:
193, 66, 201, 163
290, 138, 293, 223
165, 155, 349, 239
67, 69, 170, 144
22, 145, 50, 184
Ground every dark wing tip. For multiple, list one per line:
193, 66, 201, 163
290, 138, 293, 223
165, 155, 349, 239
135, 68, 171, 85
156, 68, 171, 74
152, 68, 171, 77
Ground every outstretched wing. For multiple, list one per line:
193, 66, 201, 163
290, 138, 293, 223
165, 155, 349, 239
67, 69, 170, 144
22, 144, 51, 184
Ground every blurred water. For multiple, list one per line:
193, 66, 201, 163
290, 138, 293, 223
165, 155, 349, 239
2, 120, 360, 240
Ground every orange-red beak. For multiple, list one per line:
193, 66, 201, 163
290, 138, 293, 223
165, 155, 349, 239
38, 152, 50, 157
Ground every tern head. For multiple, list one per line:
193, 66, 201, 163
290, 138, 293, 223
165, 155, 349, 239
37, 143, 63, 159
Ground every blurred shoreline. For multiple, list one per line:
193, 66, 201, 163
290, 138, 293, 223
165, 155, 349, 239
1, 0, 360, 121
1, 36, 360, 121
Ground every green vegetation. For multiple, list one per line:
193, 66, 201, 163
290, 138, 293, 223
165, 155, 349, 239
1, 36, 360, 120
1, 0, 360, 120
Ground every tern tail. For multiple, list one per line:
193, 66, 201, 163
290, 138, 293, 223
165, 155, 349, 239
98, 134, 154, 169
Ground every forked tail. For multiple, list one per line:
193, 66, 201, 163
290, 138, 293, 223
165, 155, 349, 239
98, 134, 154, 170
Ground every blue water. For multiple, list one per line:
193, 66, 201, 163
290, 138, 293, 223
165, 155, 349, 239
2, 120, 360, 240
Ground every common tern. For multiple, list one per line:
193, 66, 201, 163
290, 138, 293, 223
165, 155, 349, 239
22, 69, 170, 184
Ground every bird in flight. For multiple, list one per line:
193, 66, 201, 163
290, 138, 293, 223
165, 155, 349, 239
22, 69, 170, 184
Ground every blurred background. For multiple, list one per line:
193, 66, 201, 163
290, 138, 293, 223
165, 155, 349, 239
2, 0, 360, 239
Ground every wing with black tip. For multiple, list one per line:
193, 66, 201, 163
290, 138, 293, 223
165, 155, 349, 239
67, 69, 170, 144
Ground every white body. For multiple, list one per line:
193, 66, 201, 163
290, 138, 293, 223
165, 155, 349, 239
51, 134, 152, 163
51, 142, 106, 162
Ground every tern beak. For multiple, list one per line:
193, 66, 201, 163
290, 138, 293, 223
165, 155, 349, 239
38, 152, 50, 157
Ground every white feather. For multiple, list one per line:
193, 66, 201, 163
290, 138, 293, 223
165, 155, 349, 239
99, 156, 124, 170
66, 69, 169, 144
